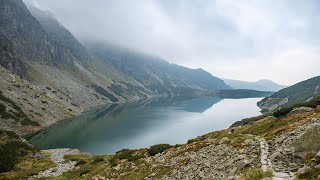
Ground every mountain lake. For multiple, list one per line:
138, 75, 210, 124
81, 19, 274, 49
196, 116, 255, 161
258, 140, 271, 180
27, 96, 263, 154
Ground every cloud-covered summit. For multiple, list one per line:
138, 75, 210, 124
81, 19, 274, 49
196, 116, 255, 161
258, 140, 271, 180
24, 0, 320, 85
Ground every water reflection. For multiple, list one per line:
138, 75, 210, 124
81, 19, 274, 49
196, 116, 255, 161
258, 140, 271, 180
28, 96, 261, 154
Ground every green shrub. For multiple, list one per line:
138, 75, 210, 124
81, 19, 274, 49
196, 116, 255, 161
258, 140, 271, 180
109, 149, 144, 166
147, 144, 172, 156
273, 106, 294, 118
187, 139, 197, 144
0, 138, 35, 173
75, 160, 86, 166
115, 149, 133, 160
127, 154, 144, 161
244, 169, 272, 180
187, 136, 206, 144
297, 168, 320, 179
79, 169, 90, 176
93, 157, 104, 163
273, 96, 320, 118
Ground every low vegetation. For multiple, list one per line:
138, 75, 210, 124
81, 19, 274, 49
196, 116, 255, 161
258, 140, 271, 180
0, 91, 39, 126
273, 96, 320, 117
109, 149, 145, 166
147, 144, 172, 156
231, 113, 272, 127
0, 130, 35, 173
0, 130, 55, 179
241, 168, 272, 180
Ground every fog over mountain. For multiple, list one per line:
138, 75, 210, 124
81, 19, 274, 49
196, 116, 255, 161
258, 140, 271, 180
24, 0, 320, 85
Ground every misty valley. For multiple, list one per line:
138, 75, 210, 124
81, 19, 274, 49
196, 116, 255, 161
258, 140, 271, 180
1, 0, 320, 179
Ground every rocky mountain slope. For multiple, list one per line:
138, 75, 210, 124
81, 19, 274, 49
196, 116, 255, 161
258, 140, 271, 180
258, 76, 320, 111
0, 0, 230, 135
223, 79, 287, 92
85, 42, 231, 95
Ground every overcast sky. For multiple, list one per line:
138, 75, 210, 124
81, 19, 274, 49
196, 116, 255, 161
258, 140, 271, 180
24, 0, 320, 85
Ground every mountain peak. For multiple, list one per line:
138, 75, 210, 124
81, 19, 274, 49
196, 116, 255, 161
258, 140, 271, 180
223, 78, 287, 92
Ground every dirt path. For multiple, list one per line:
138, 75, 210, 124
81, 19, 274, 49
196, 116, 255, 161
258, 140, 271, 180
258, 137, 295, 180
29, 148, 80, 179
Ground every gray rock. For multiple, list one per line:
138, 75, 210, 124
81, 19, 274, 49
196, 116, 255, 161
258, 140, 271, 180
219, 137, 229, 144
113, 165, 121, 171
228, 167, 238, 175
297, 165, 310, 174
243, 139, 254, 145
270, 152, 284, 161
234, 161, 246, 171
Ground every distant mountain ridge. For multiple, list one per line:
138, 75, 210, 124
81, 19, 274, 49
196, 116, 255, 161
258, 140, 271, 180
258, 76, 320, 111
210, 89, 274, 99
223, 78, 286, 92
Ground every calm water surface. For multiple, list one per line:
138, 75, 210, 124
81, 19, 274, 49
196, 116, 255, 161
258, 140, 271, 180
28, 96, 262, 154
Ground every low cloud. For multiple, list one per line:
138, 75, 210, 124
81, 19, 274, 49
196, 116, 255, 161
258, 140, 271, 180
24, 0, 320, 85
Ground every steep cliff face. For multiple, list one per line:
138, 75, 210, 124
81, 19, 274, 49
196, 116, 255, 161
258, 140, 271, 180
27, 6, 89, 61
0, 0, 76, 67
0, 33, 27, 78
